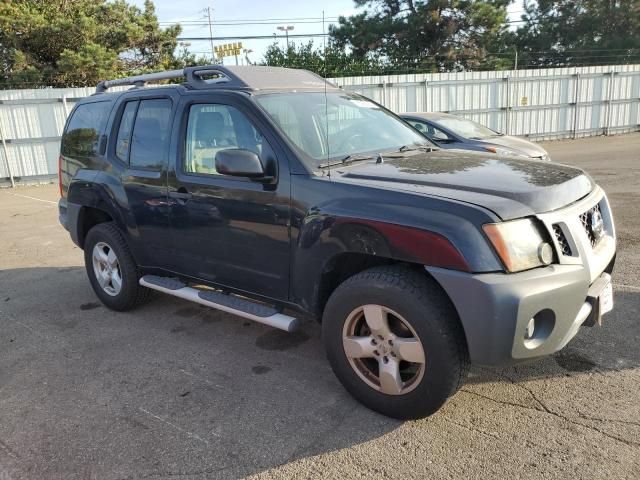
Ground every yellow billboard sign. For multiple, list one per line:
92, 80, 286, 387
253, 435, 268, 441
214, 42, 243, 58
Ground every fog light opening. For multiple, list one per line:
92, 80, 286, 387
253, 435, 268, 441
523, 309, 556, 350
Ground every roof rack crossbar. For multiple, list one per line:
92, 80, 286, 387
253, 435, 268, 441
95, 65, 249, 93
96, 69, 185, 93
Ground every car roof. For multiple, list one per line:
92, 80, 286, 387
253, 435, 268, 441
92, 65, 339, 96
402, 112, 459, 121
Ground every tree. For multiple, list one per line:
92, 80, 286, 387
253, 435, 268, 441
330, 0, 513, 72
0, 0, 203, 88
516, 0, 640, 67
263, 41, 384, 77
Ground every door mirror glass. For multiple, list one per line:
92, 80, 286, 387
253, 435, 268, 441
215, 148, 265, 178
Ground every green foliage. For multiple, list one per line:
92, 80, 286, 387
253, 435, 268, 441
0, 0, 206, 88
262, 41, 383, 77
1, 0, 638, 88
266, 0, 639, 75
329, 0, 513, 72
515, 0, 640, 67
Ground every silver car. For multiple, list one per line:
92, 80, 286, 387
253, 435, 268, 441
401, 112, 551, 161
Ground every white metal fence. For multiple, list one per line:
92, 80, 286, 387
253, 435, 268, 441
1, 64, 639, 186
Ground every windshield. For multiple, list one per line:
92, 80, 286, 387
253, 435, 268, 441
436, 116, 499, 140
255, 92, 431, 167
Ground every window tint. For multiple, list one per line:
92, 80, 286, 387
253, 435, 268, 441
62, 101, 111, 156
115, 101, 138, 163
129, 98, 172, 170
184, 104, 264, 175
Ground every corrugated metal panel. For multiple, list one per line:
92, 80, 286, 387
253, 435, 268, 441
332, 64, 640, 141
1, 65, 639, 184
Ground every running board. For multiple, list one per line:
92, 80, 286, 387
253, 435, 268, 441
139, 275, 300, 332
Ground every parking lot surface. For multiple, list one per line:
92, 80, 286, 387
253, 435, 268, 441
1, 134, 639, 479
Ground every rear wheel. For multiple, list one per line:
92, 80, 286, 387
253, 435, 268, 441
322, 266, 468, 419
84, 222, 150, 311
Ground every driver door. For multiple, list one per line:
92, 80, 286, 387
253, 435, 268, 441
166, 94, 291, 302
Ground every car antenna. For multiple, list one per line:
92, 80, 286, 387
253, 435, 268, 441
322, 10, 330, 178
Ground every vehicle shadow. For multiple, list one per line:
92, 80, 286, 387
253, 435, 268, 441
0, 266, 637, 479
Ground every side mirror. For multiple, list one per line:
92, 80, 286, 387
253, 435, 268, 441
433, 132, 452, 142
215, 148, 265, 178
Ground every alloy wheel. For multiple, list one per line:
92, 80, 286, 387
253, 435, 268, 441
92, 241, 123, 296
342, 304, 426, 395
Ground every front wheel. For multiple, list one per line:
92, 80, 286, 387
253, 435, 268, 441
322, 266, 469, 419
84, 222, 150, 311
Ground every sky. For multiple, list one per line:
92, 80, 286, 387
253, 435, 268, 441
130, 0, 524, 65
129, 0, 360, 64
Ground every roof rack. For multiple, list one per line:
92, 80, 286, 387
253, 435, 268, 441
95, 65, 249, 93
95, 65, 338, 94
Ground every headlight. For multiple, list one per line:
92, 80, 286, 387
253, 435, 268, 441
483, 219, 554, 272
484, 146, 528, 157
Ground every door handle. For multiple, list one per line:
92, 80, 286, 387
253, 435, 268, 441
169, 187, 193, 204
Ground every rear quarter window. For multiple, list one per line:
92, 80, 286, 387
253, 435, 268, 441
61, 101, 112, 157
129, 98, 172, 170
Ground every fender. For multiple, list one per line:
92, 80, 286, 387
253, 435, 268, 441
288, 176, 504, 314
66, 169, 130, 248
290, 213, 494, 314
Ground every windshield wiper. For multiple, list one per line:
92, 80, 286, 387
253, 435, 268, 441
394, 144, 438, 153
319, 153, 375, 169
340, 153, 375, 163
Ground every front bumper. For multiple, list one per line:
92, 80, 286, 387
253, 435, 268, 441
427, 186, 616, 366
428, 260, 614, 365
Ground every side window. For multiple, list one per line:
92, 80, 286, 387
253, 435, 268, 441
129, 98, 172, 170
408, 120, 451, 142
61, 101, 111, 156
408, 120, 428, 135
115, 101, 138, 163
184, 104, 264, 175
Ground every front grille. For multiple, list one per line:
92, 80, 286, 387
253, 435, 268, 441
579, 203, 603, 247
553, 224, 572, 256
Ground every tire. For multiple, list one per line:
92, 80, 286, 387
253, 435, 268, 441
322, 265, 469, 419
84, 222, 150, 311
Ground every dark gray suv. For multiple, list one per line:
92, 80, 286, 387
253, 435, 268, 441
58, 66, 616, 419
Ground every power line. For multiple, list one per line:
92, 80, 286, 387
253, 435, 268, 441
158, 16, 340, 24
177, 33, 329, 41
161, 20, 341, 27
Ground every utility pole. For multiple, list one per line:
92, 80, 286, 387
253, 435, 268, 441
514, 48, 518, 71
205, 6, 216, 63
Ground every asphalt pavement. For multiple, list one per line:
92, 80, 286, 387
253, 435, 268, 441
0, 133, 638, 479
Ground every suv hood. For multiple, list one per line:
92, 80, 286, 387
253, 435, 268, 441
332, 150, 594, 220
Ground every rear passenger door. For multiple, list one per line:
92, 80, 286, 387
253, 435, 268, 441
166, 93, 291, 302
108, 93, 175, 268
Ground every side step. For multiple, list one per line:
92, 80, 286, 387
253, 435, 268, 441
139, 275, 300, 332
